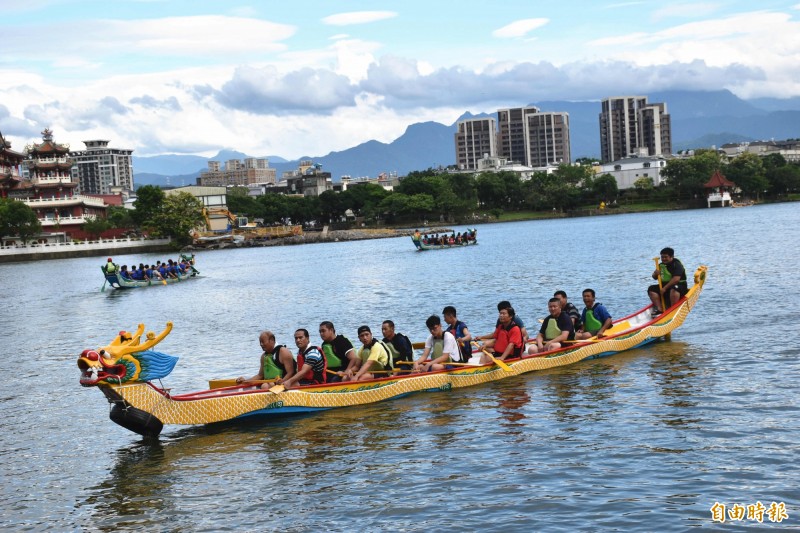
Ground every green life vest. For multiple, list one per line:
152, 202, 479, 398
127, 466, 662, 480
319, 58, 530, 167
659, 262, 674, 284
322, 343, 343, 369
584, 306, 603, 334
262, 345, 287, 379
106, 263, 117, 274
431, 338, 444, 359
544, 317, 563, 341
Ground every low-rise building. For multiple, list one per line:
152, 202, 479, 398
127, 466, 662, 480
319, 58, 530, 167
598, 156, 668, 189
197, 157, 276, 186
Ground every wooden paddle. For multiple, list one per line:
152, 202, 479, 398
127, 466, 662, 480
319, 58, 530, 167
208, 378, 278, 389
471, 342, 512, 372
101, 279, 107, 292
654, 256, 667, 313
654, 256, 671, 340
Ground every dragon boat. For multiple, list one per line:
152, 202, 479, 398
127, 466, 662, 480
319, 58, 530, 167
102, 253, 198, 290
412, 230, 478, 251
77, 265, 707, 437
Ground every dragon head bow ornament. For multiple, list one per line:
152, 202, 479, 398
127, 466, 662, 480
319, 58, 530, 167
77, 322, 179, 386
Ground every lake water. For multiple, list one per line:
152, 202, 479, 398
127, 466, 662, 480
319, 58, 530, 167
1, 203, 798, 531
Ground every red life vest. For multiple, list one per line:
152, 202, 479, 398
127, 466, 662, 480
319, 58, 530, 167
297, 346, 327, 384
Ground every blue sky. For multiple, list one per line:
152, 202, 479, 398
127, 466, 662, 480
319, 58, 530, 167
2, 0, 799, 161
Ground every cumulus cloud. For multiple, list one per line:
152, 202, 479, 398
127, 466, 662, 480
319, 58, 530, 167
322, 11, 397, 26
492, 18, 549, 39
212, 66, 359, 114
129, 95, 183, 111
359, 56, 765, 106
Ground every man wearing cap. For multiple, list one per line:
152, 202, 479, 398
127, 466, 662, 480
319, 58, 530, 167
342, 326, 391, 381
104, 258, 117, 274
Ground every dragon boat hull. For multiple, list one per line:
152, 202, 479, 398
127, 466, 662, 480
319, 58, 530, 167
79, 266, 707, 436
412, 238, 478, 251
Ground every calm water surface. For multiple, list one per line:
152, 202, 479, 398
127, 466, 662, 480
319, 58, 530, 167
1, 203, 798, 531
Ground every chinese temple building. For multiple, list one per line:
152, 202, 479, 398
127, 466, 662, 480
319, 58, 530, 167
8, 129, 108, 240
704, 169, 736, 208
0, 130, 25, 198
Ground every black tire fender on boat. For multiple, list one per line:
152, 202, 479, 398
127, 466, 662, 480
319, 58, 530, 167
109, 403, 164, 437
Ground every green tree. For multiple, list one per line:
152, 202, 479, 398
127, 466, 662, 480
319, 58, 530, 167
132, 185, 165, 228
150, 192, 204, 245
0, 198, 42, 244
725, 152, 769, 199
592, 173, 619, 201
767, 164, 800, 195
475, 173, 506, 206
317, 190, 344, 223
634, 177, 655, 190
82, 217, 113, 240
106, 205, 135, 229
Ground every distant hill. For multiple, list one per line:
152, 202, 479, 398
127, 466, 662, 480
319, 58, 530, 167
132, 89, 800, 187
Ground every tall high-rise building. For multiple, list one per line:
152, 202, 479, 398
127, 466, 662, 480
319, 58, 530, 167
525, 112, 571, 167
455, 117, 497, 170
497, 106, 571, 167
69, 139, 134, 194
599, 96, 671, 162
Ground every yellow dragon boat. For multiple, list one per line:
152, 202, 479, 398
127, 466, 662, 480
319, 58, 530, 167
77, 266, 707, 437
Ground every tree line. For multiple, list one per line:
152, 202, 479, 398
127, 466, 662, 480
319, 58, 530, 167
2, 151, 798, 246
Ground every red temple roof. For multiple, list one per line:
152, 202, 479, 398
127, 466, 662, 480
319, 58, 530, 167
704, 170, 735, 188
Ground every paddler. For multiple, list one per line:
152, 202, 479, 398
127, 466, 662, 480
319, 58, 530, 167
575, 289, 613, 340
236, 331, 296, 389
648, 247, 688, 316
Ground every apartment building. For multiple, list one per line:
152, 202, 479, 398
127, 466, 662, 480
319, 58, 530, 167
455, 117, 497, 170
599, 96, 671, 162
69, 139, 134, 194
197, 157, 276, 187
497, 106, 571, 167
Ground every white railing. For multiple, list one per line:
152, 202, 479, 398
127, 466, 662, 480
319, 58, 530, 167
31, 176, 73, 185
707, 192, 732, 202
0, 237, 172, 256
38, 215, 95, 226
23, 194, 107, 207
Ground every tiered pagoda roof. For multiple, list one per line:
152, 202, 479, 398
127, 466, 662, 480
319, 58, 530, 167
28, 128, 70, 155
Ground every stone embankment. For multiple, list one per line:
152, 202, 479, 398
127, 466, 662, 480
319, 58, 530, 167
186, 227, 429, 251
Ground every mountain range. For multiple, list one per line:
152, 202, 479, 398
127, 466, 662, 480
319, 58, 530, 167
133, 89, 800, 187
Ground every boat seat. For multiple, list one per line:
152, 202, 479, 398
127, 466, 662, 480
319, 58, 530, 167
605, 320, 631, 335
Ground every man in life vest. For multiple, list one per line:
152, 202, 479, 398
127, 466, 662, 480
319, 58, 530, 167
476, 305, 523, 364
381, 320, 414, 367
413, 315, 461, 372
319, 321, 356, 381
236, 331, 296, 389
343, 325, 391, 381
575, 289, 613, 340
528, 298, 575, 354
648, 247, 688, 316
104, 258, 117, 274
442, 306, 473, 362
478, 300, 529, 352
553, 290, 582, 330
277, 328, 326, 389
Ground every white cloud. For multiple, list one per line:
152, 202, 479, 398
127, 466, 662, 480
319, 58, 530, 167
0, 16, 295, 63
492, 18, 549, 39
652, 3, 720, 21
321, 11, 397, 26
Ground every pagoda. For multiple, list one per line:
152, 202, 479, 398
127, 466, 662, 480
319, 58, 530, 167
9, 129, 108, 240
0, 130, 25, 198
704, 169, 736, 208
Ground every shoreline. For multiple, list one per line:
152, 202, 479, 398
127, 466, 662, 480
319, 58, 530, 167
2, 199, 788, 261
